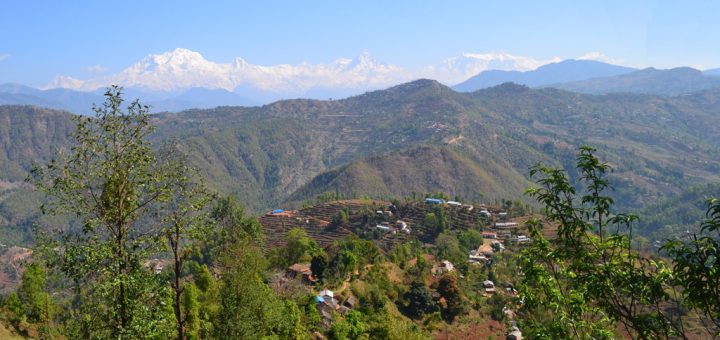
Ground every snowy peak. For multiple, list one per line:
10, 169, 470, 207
43, 48, 624, 101
45, 49, 406, 93
150, 48, 207, 67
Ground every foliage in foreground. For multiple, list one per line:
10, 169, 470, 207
518, 146, 719, 339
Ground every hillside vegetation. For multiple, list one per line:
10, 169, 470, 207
1, 79, 720, 244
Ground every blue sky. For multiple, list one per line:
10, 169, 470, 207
1, 0, 719, 87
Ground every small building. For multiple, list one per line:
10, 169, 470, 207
287, 263, 316, 284
376, 224, 391, 232
396, 220, 411, 234
267, 209, 293, 217
498, 212, 508, 220
462, 204, 474, 211
495, 222, 519, 229
517, 235, 532, 244
482, 231, 498, 239
440, 260, 455, 272
483, 280, 496, 294
480, 210, 492, 218
468, 254, 488, 264
319, 289, 334, 300
425, 198, 446, 204
447, 201, 462, 207
343, 295, 357, 309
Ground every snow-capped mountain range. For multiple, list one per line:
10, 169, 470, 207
1, 48, 654, 113
45, 48, 565, 96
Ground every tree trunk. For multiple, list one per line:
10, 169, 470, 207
172, 225, 184, 340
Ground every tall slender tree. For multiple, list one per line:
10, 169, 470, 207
30, 86, 189, 338
161, 163, 213, 340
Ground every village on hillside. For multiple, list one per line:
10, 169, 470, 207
261, 197, 540, 339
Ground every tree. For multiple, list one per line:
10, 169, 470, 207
330, 310, 365, 340
332, 209, 350, 227
286, 227, 321, 265
161, 170, 212, 340
215, 239, 307, 339
458, 229, 483, 253
435, 232, 463, 265
203, 195, 264, 263
404, 280, 437, 319
311, 253, 328, 282
17, 263, 50, 323
518, 146, 682, 339
30, 86, 184, 338
663, 198, 720, 336
181, 283, 200, 340
437, 274, 465, 322
5, 292, 24, 324
188, 262, 220, 338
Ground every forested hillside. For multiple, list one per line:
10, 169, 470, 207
2, 80, 720, 244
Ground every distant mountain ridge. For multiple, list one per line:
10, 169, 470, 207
7, 56, 720, 113
550, 67, 720, 95
0, 83, 258, 114
453, 59, 637, 92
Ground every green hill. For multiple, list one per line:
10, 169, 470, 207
286, 145, 532, 205
2, 80, 720, 244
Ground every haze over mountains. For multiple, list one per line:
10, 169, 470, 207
452, 59, 638, 91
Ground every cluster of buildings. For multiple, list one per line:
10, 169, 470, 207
424, 198, 474, 211
375, 219, 412, 234
315, 288, 357, 327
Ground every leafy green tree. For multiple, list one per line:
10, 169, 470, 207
458, 229, 483, 253
215, 239, 307, 339
332, 209, 350, 227
189, 262, 220, 338
663, 198, 720, 336
404, 280, 437, 319
205, 195, 264, 261
325, 238, 381, 283
5, 292, 24, 323
330, 310, 366, 340
410, 253, 429, 281
30, 86, 179, 338
518, 146, 682, 339
161, 168, 212, 340
286, 227, 322, 265
17, 263, 51, 323
435, 232, 463, 265
181, 283, 201, 340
